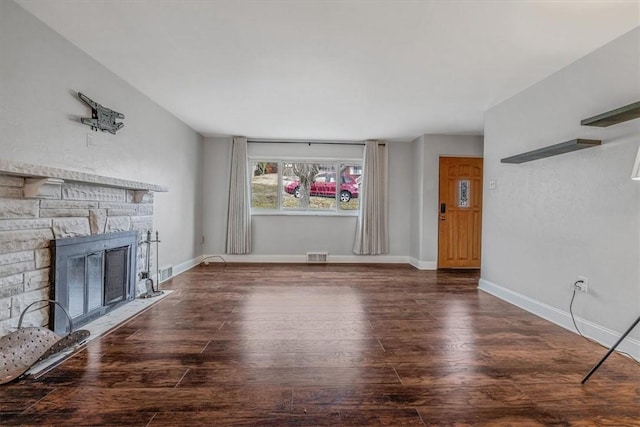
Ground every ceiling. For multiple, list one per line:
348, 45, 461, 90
15, 0, 640, 141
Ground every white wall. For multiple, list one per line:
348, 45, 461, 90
0, 0, 204, 271
202, 137, 232, 256
481, 28, 640, 357
409, 134, 484, 268
202, 138, 412, 261
409, 136, 425, 262
387, 141, 413, 258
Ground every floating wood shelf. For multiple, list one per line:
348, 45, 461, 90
581, 101, 640, 127
501, 139, 601, 164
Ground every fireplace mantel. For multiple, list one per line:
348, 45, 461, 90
0, 159, 168, 198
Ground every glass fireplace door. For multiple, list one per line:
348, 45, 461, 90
66, 252, 104, 322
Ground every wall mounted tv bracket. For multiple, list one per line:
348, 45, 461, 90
78, 92, 125, 134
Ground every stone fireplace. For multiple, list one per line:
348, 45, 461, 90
0, 159, 167, 338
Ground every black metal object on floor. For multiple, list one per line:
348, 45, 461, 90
581, 314, 640, 383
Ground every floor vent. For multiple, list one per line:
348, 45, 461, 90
159, 265, 173, 282
306, 252, 328, 263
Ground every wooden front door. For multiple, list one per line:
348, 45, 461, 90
438, 157, 483, 269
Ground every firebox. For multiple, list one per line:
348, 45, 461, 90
50, 231, 137, 334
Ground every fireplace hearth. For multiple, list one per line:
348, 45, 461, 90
51, 231, 137, 334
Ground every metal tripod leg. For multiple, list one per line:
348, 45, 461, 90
581, 314, 640, 384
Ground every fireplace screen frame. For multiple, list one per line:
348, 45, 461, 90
51, 231, 137, 334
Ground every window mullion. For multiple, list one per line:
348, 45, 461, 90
278, 160, 283, 210
335, 161, 340, 211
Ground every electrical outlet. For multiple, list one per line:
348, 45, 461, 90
575, 275, 588, 293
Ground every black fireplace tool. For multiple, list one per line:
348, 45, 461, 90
140, 230, 163, 298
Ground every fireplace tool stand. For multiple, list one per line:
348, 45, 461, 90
140, 230, 163, 298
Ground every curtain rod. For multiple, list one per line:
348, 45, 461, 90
247, 139, 384, 146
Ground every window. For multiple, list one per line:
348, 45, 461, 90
250, 160, 362, 213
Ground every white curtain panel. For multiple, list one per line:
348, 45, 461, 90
226, 136, 251, 254
353, 140, 389, 255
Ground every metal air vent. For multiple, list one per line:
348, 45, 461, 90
306, 252, 328, 263
159, 265, 173, 282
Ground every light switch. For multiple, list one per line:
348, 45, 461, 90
489, 179, 497, 190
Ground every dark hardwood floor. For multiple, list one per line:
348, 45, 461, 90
1, 264, 638, 426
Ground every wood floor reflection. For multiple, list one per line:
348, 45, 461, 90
1, 264, 638, 426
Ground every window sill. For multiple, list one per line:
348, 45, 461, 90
251, 210, 358, 217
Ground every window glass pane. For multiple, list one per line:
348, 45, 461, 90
458, 179, 470, 208
339, 164, 361, 210
282, 162, 336, 210
251, 162, 279, 209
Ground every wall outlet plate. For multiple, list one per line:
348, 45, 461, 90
576, 275, 588, 293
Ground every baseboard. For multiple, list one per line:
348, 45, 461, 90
144, 254, 207, 290
169, 255, 205, 279
409, 258, 437, 270
200, 253, 410, 264
330, 255, 409, 264
479, 278, 640, 360
199, 254, 437, 269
